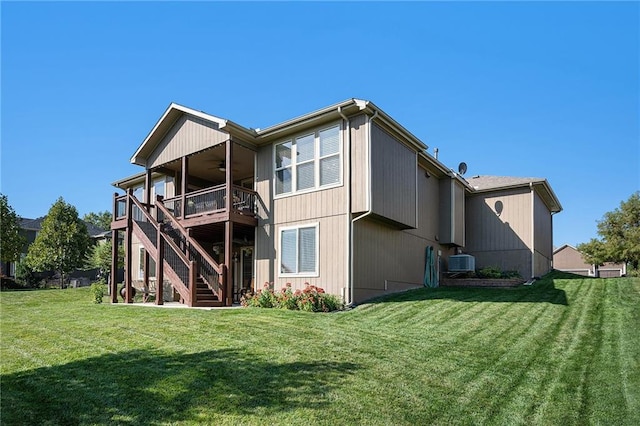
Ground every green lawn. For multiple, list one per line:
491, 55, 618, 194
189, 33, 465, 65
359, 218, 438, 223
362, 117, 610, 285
1, 272, 638, 425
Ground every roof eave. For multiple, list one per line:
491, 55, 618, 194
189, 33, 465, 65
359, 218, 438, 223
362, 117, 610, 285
359, 100, 428, 152
255, 99, 365, 144
471, 180, 562, 213
111, 171, 147, 189
129, 103, 257, 166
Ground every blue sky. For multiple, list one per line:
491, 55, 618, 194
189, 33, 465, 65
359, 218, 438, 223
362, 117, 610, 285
1, 1, 638, 247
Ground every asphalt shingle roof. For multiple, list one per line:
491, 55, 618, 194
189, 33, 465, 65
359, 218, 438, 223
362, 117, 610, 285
467, 175, 546, 191
18, 216, 106, 237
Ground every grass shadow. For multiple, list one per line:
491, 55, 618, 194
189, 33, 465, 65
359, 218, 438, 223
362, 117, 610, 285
1, 348, 359, 424
363, 271, 570, 306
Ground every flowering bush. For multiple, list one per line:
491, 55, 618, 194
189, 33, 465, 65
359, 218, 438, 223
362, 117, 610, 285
241, 282, 343, 312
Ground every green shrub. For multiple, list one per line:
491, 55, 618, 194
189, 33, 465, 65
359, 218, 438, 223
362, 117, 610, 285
90, 279, 107, 304
501, 270, 522, 279
14, 259, 41, 288
475, 266, 522, 280
477, 266, 502, 279
241, 282, 343, 312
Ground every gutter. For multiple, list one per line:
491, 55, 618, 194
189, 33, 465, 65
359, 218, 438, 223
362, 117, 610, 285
348, 110, 378, 306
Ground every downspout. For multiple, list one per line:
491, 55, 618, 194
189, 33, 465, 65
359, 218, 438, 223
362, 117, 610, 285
348, 110, 378, 306
551, 210, 558, 273
530, 182, 535, 279
338, 106, 351, 305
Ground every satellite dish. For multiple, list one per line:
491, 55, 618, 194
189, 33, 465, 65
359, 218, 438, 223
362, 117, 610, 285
458, 162, 467, 176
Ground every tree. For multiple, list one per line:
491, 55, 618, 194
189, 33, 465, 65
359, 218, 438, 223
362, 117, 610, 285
578, 192, 640, 272
86, 239, 124, 278
0, 194, 26, 274
82, 211, 112, 231
26, 197, 91, 288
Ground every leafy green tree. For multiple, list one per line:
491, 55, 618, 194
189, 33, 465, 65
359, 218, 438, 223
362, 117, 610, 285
86, 239, 124, 277
0, 193, 26, 275
26, 197, 91, 288
578, 192, 640, 271
82, 211, 112, 231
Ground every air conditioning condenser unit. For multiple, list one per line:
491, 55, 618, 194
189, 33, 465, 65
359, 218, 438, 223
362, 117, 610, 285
448, 254, 475, 272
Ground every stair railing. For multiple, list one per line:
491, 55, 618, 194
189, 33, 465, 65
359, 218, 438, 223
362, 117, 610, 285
156, 197, 224, 301
128, 193, 194, 305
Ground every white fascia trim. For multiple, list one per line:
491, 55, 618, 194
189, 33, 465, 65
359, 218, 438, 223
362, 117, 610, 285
358, 100, 428, 153
278, 222, 320, 278
258, 99, 366, 138
129, 103, 254, 165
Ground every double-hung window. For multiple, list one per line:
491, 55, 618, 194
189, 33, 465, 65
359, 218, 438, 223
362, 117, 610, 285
280, 224, 318, 277
274, 125, 341, 196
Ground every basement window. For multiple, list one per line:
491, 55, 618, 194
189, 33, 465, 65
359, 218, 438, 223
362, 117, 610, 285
279, 224, 318, 277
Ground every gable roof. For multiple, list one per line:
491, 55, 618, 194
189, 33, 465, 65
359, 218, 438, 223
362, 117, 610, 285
467, 175, 562, 213
129, 99, 429, 167
130, 103, 257, 166
553, 243, 579, 255
254, 98, 428, 152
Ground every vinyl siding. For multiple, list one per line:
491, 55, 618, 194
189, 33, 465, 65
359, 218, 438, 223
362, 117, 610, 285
352, 217, 443, 303
407, 165, 440, 241
533, 190, 553, 276
254, 121, 349, 298
350, 114, 369, 213
438, 179, 466, 246
468, 249, 532, 278
146, 114, 230, 169
465, 187, 533, 278
369, 123, 417, 228
554, 246, 591, 271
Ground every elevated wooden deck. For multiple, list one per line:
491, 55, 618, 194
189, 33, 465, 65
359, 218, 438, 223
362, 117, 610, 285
111, 184, 258, 230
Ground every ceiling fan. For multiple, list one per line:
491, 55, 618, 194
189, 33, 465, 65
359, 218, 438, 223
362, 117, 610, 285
205, 159, 238, 172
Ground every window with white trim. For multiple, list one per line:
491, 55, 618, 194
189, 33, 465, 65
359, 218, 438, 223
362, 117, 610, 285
133, 185, 144, 201
274, 125, 341, 196
279, 224, 318, 276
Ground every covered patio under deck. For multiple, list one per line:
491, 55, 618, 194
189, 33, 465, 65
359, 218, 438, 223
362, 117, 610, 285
111, 137, 259, 307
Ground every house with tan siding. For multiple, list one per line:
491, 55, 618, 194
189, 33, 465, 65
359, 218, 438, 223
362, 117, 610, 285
110, 99, 562, 307
553, 244, 626, 277
465, 176, 561, 280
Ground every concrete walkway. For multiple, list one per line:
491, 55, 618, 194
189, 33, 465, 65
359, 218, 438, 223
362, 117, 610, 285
111, 301, 243, 310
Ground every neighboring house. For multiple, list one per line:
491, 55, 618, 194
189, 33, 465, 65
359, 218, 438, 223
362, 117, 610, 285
110, 99, 563, 307
553, 244, 626, 277
1, 218, 41, 278
2, 217, 106, 281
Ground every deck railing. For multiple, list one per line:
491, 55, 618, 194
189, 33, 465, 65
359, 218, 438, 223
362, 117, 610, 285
128, 193, 194, 302
161, 184, 256, 218
232, 186, 257, 214
114, 194, 127, 220
156, 200, 224, 299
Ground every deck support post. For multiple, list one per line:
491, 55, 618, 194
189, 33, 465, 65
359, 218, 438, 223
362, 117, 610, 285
156, 225, 164, 305
143, 170, 152, 299
225, 221, 234, 306
125, 189, 133, 303
189, 260, 197, 307
181, 156, 188, 218
110, 227, 119, 303
224, 139, 234, 306
225, 139, 233, 212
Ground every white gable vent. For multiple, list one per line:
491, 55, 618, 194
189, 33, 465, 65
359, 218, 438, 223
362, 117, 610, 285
448, 254, 475, 272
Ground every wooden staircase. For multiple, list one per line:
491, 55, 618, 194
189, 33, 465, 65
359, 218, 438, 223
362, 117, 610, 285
126, 193, 225, 307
